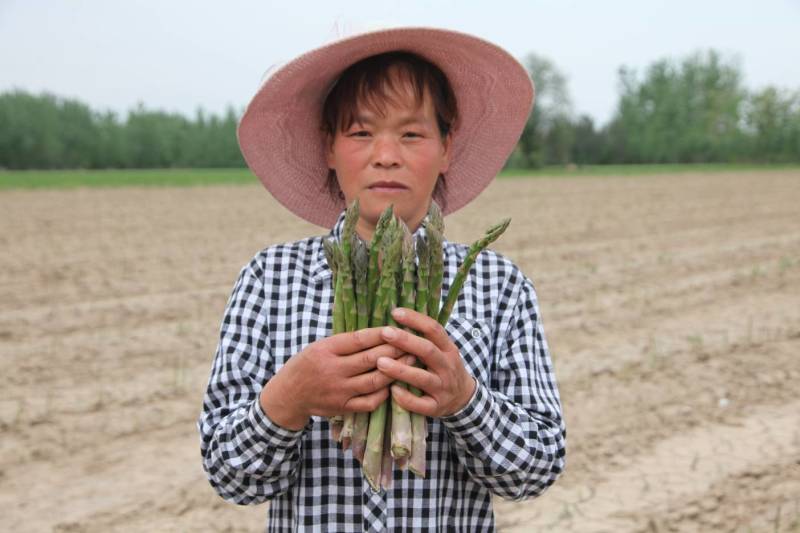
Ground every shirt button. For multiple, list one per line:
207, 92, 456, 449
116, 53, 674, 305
471, 327, 482, 339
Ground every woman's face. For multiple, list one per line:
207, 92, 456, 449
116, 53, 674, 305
326, 79, 451, 240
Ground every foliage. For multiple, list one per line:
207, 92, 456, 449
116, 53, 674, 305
2, 47, 800, 171
608, 50, 747, 163
507, 53, 574, 168
0, 90, 245, 170
507, 49, 800, 168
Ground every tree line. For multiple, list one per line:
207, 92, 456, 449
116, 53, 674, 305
1, 49, 799, 170
510, 50, 800, 167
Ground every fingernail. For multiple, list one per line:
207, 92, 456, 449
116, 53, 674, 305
391, 308, 405, 319
382, 326, 396, 339
404, 355, 416, 365
377, 357, 391, 369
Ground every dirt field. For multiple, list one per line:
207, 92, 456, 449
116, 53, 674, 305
1, 170, 799, 532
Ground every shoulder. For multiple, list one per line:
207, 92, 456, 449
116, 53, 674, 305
241, 236, 326, 282
442, 241, 538, 324
444, 241, 531, 294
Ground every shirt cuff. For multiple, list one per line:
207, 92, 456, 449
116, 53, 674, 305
248, 397, 308, 448
440, 378, 490, 435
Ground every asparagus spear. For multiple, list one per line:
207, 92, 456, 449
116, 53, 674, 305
414, 235, 429, 317
408, 234, 430, 478
380, 406, 394, 491
339, 202, 361, 448
340, 201, 359, 332
350, 239, 371, 461
406, 202, 445, 477
325, 240, 345, 336
323, 237, 338, 279
438, 218, 511, 326
367, 205, 394, 316
426, 201, 445, 321
390, 224, 414, 461
363, 220, 403, 491
324, 239, 345, 440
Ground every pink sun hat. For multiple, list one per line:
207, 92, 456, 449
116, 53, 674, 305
237, 26, 534, 228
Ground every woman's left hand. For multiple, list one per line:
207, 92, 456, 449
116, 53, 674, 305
376, 307, 476, 417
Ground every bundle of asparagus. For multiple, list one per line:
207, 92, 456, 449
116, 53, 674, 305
324, 200, 510, 492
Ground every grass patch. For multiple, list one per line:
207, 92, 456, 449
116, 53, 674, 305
0, 168, 256, 189
500, 163, 800, 178
1, 163, 798, 190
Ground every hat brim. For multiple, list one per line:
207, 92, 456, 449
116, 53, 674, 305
238, 27, 534, 228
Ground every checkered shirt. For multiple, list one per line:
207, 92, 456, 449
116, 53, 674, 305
198, 212, 566, 532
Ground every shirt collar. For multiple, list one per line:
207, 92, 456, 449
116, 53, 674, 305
311, 209, 431, 283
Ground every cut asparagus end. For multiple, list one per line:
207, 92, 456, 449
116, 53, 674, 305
362, 399, 388, 492
380, 406, 394, 491
351, 411, 370, 463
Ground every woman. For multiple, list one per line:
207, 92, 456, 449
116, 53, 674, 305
198, 27, 565, 532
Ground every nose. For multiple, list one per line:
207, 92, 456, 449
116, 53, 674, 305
371, 135, 401, 169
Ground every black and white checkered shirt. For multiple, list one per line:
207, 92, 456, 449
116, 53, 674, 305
198, 212, 566, 532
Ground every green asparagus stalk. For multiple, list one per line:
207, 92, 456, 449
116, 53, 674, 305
414, 235, 429, 317
390, 224, 414, 461
324, 239, 345, 440
350, 239, 371, 461
367, 205, 394, 316
325, 240, 345, 336
369, 219, 402, 328
323, 238, 338, 280
364, 399, 388, 491
363, 220, 403, 491
426, 202, 445, 320
338, 203, 361, 447
380, 405, 394, 490
408, 234, 430, 478
408, 201, 444, 476
341, 201, 359, 332
438, 218, 511, 326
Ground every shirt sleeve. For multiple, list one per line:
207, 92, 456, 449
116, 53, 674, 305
197, 261, 308, 504
441, 278, 566, 501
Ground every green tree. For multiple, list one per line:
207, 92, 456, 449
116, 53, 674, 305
743, 87, 800, 162
508, 53, 575, 168
608, 50, 747, 163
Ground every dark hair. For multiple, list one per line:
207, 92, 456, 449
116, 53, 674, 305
321, 51, 458, 207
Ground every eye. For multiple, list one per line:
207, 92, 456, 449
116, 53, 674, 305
348, 130, 371, 138
403, 131, 423, 139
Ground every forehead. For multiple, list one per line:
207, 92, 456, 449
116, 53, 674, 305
323, 53, 455, 136
355, 78, 433, 117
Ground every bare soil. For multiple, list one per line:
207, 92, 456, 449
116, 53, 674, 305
1, 170, 798, 532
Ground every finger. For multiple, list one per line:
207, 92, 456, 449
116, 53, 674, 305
376, 356, 442, 393
380, 325, 446, 370
389, 308, 452, 352
340, 343, 404, 375
326, 327, 387, 354
391, 383, 438, 417
343, 387, 390, 412
346, 367, 395, 395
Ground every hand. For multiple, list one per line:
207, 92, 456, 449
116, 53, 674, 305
376, 308, 477, 418
260, 328, 413, 430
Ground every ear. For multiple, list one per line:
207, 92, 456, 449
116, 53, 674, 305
440, 133, 452, 174
325, 133, 336, 168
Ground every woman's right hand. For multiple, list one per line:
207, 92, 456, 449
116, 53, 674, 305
259, 328, 411, 430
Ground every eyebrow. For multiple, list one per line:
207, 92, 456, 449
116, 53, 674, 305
352, 113, 427, 127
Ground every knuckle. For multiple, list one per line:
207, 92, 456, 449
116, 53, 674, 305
425, 341, 438, 360
370, 372, 383, 391
361, 349, 373, 368
352, 329, 365, 349
422, 320, 439, 337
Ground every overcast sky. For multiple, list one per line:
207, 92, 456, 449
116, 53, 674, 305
2, 0, 798, 125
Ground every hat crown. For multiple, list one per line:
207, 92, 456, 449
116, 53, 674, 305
238, 27, 534, 227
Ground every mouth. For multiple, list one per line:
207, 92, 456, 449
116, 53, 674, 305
368, 181, 408, 192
